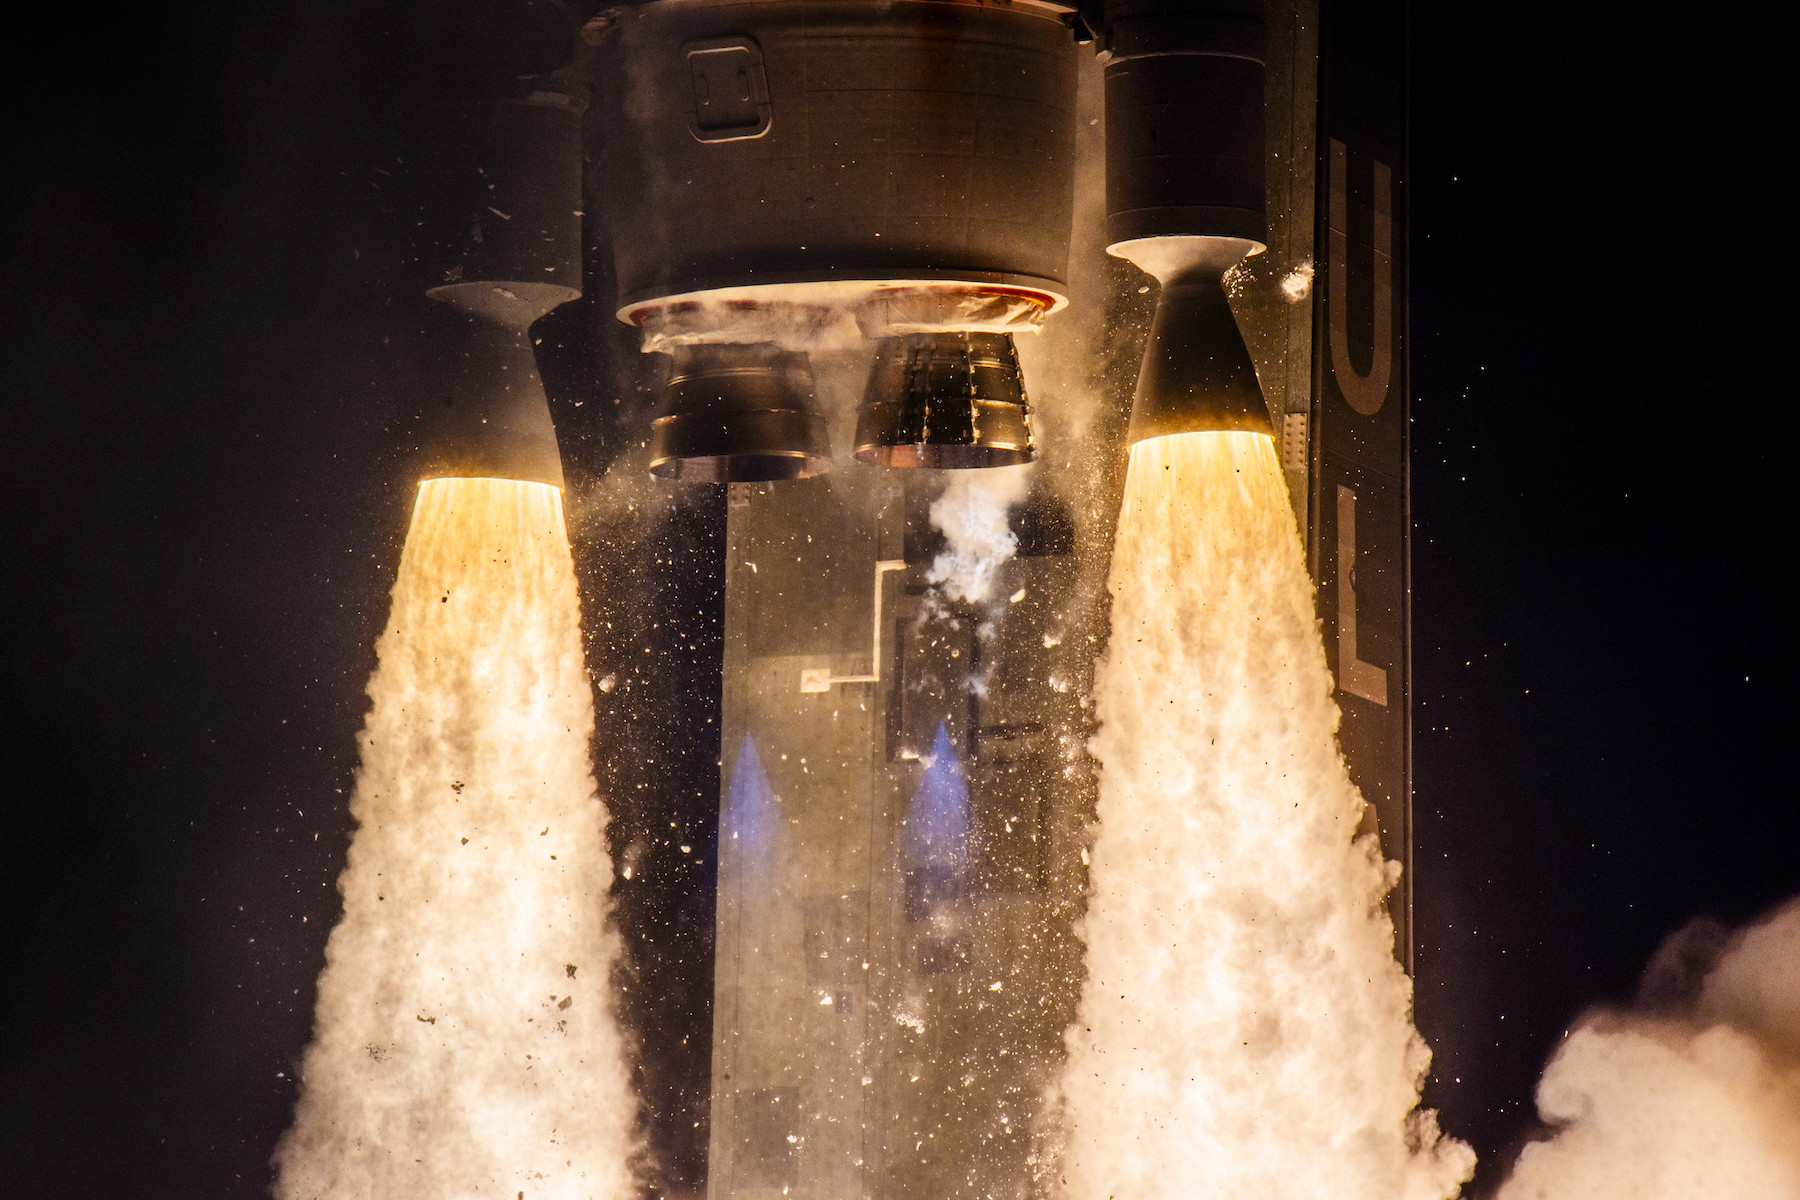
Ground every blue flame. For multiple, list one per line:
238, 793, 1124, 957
724, 733, 779, 862
904, 722, 971, 872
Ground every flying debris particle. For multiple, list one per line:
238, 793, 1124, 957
1280, 261, 1315, 302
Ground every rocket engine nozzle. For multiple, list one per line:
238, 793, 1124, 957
854, 332, 1035, 470
1098, 0, 1272, 444
419, 87, 584, 488
1118, 237, 1270, 444
591, 0, 1076, 479
648, 343, 833, 483
423, 314, 569, 489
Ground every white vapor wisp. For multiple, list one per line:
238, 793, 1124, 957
926, 463, 1033, 605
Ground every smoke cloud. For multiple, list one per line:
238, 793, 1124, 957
274, 478, 638, 1199
1496, 899, 1800, 1200
1056, 432, 1473, 1200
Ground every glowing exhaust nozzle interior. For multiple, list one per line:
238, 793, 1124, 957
854, 331, 1036, 469
648, 342, 833, 483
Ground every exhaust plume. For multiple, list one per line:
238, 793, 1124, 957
1056, 432, 1472, 1200
1496, 899, 1800, 1200
274, 477, 638, 1199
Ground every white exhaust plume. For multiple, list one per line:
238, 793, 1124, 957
926, 463, 1033, 605
1056, 431, 1472, 1200
1496, 899, 1800, 1200
273, 477, 638, 1200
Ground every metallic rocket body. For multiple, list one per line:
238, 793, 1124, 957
586, 0, 1080, 475
527, 0, 1414, 1191
695, 3, 1413, 1194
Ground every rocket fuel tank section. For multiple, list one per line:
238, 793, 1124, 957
591, 0, 1077, 313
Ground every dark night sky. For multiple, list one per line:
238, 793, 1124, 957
1408, 8, 1796, 1191
2, 4, 1793, 1198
